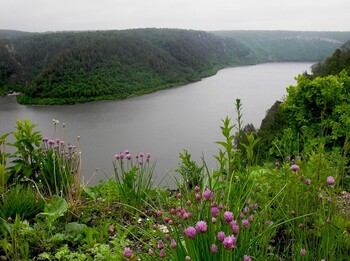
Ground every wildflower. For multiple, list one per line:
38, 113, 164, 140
124, 149, 130, 154
326, 217, 331, 224
148, 249, 154, 256
185, 256, 191, 261
290, 164, 300, 172
170, 239, 177, 248
157, 210, 163, 217
248, 214, 254, 222
170, 208, 176, 214
212, 217, 217, 223
274, 161, 280, 168
184, 226, 197, 239
211, 207, 220, 217
305, 179, 311, 186
158, 240, 164, 249
318, 193, 323, 200
203, 188, 214, 201
139, 152, 144, 157
211, 244, 218, 253
126, 154, 132, 160
159, 249, 166, 258
244, 255, 252, 261
223, 235, 237, 249
231, 223, 239, 234
252, 203, 259, 210
217, 231, 225, 242
290, 210, 296, 216
224, 211, 234, 222
300, 248, 307, 256
195, 221, 208, 233
327, 176, 335, 186
146, 152, 151, 159
186, 200, 192, 206
165, 233, 171, 240
177, 193, 183, 199
194, 186, 200, 193
195, 193, 201, 201
42, 137, 49, 142
242, 219, 250, 229
168, 219, 174, 225
123, 247, 132, 258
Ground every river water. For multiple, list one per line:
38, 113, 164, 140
0, 62, 313, 187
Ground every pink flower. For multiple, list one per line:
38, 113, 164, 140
211, 244, 218, 253
159, 249, 166, 258
195, 221, 208, 233
194, 186, 200, 193
290, 164, 300, 172
177, 193, 182, 199
242, 219, 250, 229
123, 247, 132, 258
211, 207, 220, 217
223, 235, 237, 249
231, 222, 239, 234
327, 176, 335, 186
126, 153, 132, 160
195, 193, 201, 201
184, 226, 197, 239
158, 240, 164, 249
203, 188, 214, 200
170, 239, 177, 248
217, 231, 225, 242
244, 255, 252, 261
300, 248, 307, 256
157, 210, 163, 217
305, 179, 311, 186
224, 211, 234, 222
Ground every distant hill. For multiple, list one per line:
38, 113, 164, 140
213, 30, 350, 62
311, 39, 350, 77
1, 29, 350, 104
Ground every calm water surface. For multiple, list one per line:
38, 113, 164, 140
0, 63, 313, 187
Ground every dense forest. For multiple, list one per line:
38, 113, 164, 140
257, 39, 350, 162
1, 29, 350, 104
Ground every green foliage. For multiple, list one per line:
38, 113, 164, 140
0, 184, 44, 221
112, 151, 155, 208
6, 119, 43, 184
176, 149, 204, 190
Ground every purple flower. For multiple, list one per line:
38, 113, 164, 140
252, 203, 259, 210
242, 219, 250, 229
231, 222, 239, 234
146, 152, 151, 159
305, 179, 311, 186
123, 247, 132, 258
203, 188, 214, 201
223, 211, 234, 222
159, 249, 166, 258
195, 193, 201, 201
195, 221, 207, 233
194, 186, 200, 193
327, 176, 335, 186
42, 137, 49, 142
211, 207, 220, 217
243, 255, 252, 261
217, 231, 225, 242
211, 244, 218, 253
158, 239, 164, 249
139, 152, 144, 158
184, 226, 197, 239
223, 235, 237, 249
124, 149, 130, 155
290, 164, 300, 172
170, 239, 177, 248
126, 153, 132, 160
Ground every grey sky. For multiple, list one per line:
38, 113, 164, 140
1, 0, 350, 32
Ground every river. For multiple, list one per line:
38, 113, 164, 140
0, 62, 313, 187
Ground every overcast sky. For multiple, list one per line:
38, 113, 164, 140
1, 0, 350, 32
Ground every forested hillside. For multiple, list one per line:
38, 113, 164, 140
1, 29, 350, 104
311, 40, 350, 77
214, 30, 350, 62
